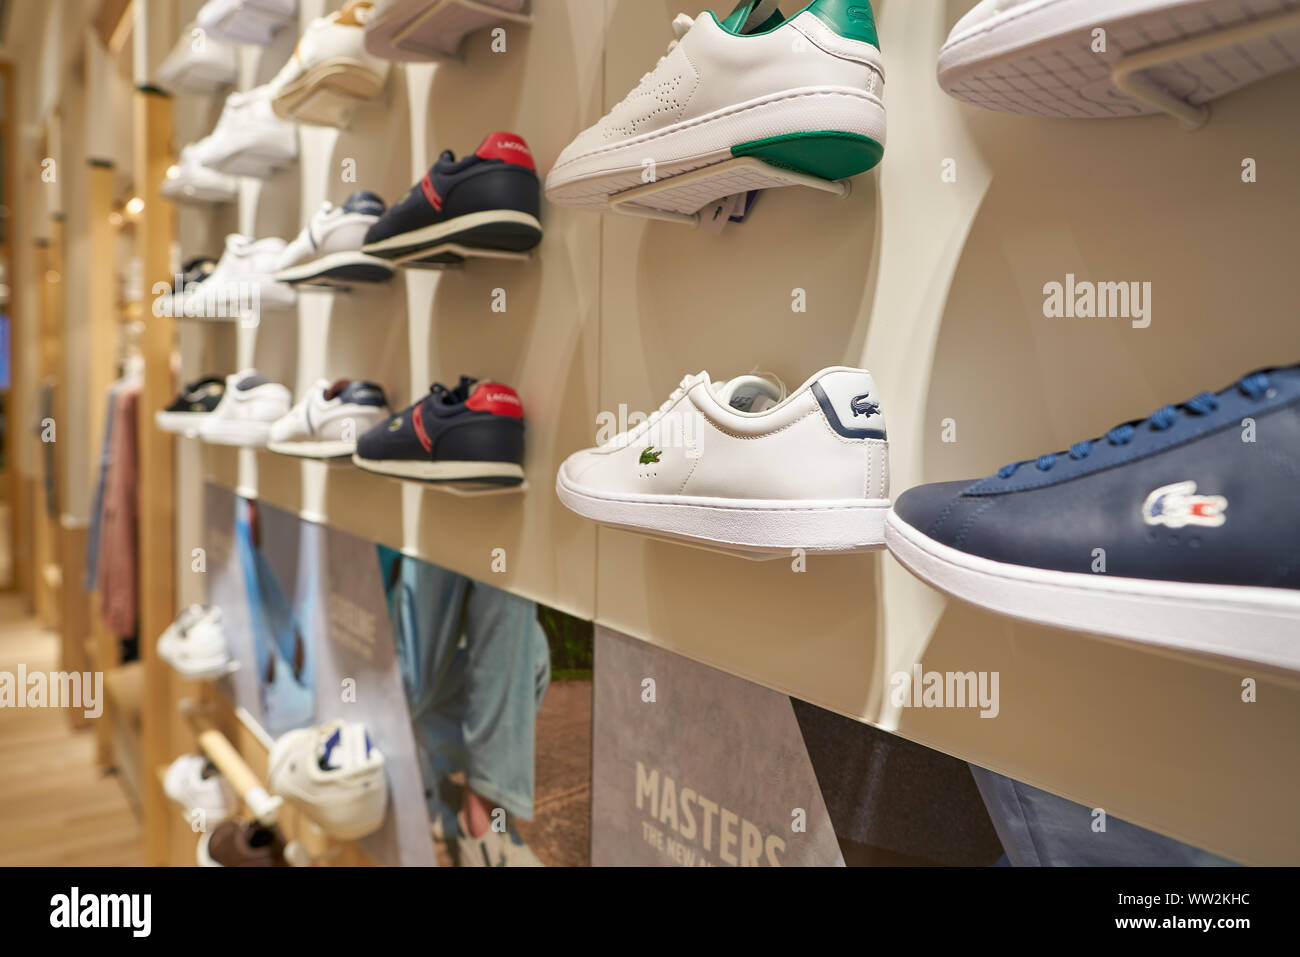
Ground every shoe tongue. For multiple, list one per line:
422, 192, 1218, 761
235, 369, 269, 391
712, 374, 784, 413
317, 722, 371, 771
342, 190, 385, 216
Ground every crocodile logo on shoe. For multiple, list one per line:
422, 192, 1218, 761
639, 447, 662, 465
851, 394, 879, 417
387, 417, 403, 432
1141, 481, 1227, 529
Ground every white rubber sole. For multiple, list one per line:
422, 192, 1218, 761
200, 0, 297, 46
273, 788, 388, 841
937, 0, 1300, 118
201, 128, 298, 177
545, 86, 887, 210
156, 52, 237, 96
363, 0, 527, 61
267, 438, 355, 459
271, 59, 387, 117
185, 279, 297, 319
161, 178, 238, 205
885, 510, 1300, 673
351, 455, 525, 483
157, 646, 233, 681
155, 411, 211, 434
555, 470, 889, 554
272, 249, 394, 284
199, 419, 275, 448
360, 209, 542, 257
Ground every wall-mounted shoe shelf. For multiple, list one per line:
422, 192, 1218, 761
1113, 7, 1300, 130
608, 156, 851, 228
179, 698, 283, 826
389, 243, 534, 269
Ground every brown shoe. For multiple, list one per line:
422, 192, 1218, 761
197, 819, 289, 867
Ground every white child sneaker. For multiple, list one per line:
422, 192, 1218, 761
268, 720, 389, 840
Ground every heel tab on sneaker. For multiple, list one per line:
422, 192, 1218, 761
810, 368, 885, 439
475, 132, 536, 171
467, 382, 524, 419
807, 0, 880, 49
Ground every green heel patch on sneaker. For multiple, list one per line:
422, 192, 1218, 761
731, 131, 884, 181
715, 1, 880, 48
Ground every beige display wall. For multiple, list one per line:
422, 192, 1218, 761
171, 0, 1300, 864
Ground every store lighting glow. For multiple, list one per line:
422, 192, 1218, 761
125, 196, 145, 216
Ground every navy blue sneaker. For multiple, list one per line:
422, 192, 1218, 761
360, 132, 542, 266
886, 365, 1300, 669
352, 376, 525, 485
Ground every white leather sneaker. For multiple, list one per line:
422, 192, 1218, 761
269, 0, 391, 122
545, 0, 886, 212
198, 370, 293, 448
938, 0, 1300, 119
192, 84, 299, 178
268, 720, 388, 840
272, 192, 395, 286
163, 754, 237, 824
198, 0, 299, 47
161, 145, 240, 205
268, 379, 392, 458
184, 234, 297, 319
156, 22, 239, 95
456, 812, 544, 867
556, 366, 890, 553
157, 605, 232, 680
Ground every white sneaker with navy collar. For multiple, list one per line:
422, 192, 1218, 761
556, 366, 890, 553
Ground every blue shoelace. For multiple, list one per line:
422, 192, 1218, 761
997, 372, 1272, 479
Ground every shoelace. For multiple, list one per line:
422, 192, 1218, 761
997, 372, 1272, 479
429, 376, 477, 406
615, 14, 695, 108
605, 374, 699, 449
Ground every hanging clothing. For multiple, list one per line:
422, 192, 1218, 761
85, 379, 127, 592
97, 378, 142, 637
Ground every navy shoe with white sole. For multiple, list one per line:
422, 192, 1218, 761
886, 365, 1300, 671
352, 376, 525, 486
360, 132, 542, 266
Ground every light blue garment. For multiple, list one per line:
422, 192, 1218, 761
380, 548, 550, 820
234, 501, 315, 735
969, 764, 1237, 866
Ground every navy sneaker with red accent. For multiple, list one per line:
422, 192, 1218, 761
361, 132, 542, 265
352, 375, 525, 486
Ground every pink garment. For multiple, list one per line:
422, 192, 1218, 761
98, 379, 141, 636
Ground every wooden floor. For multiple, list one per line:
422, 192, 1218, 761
0, 594, 142, 866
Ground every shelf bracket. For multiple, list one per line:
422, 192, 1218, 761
1111, 8, 1300, 131
608, 156, 851, 229
179, 698, 283, 826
